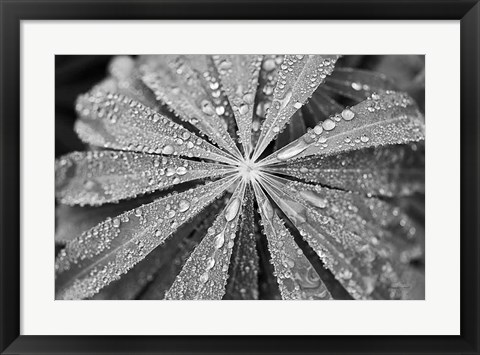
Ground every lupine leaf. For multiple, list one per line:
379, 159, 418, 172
184, 55, 238, 135
252, 55, 283, 146
257, 228, 282, 300
74, 91, 237, 165
323, 67, 396, 101
56, 204, 114, 244
224, 186, 259, 300
103, 56, 159, 109
253, 55, 339, 160
57, 55, 425, 301
92, 198, 226, 300
264, 90, 425, 165
90, 214, 201, 300
253, 181, 332, 300
165, 179, 246, 300
138, 197, 227, 300
55, 150, 233, 206
55, 193, 161, 244
213, 55, 263, 156
139, 55, 242, 158
268, 143, 424, 197
259, 174, 422, 299
55, 176, 236, 300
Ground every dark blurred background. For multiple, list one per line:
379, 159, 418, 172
55, 56, 113, 157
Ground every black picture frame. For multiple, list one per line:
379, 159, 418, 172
1, 1, 479, 354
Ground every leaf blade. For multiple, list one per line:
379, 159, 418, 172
92, 198, 227, 300
258, 174, 423, 299
56, 151, 233, 206
252, 55, 339, 160
268, 143, 424, 197
165, 179, 247, 300
323, 67, 396, 102
138, 197, 227, 300
253, 181, 332, 300
139, 55, 242, 158
252, 55, 283, 147
263, 90, 425, 165
213, 55, 263, 156
55, 193, 162, 244
74, 91, 237, 164
224, 185, 259, 300
55, 176, 236, 300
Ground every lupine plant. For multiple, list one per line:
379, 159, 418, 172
55, 55, 425, 300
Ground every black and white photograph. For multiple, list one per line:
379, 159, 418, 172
55, 55, 426, 301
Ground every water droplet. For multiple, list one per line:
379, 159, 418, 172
243, 93, 255, 104
214, 231, 225, 249
199, 272, 209, 283
206, 258, 215, 270
341, 108, 355, 121
262, 199, 274, 219
313, 125, 323, 135
201, 100, 215, 116
279, 90, 293, 110
112, 218, 121, 228
225, 198, 241, 221
299, 190, 327, 208
238, 104, 249, 115
162, 145, 174, 155
84, 180, 96, 190
215, 106, 225, 115
293, 101, 302, 109
218, 60, 232, 71
178, 200, 190, 213
351, 82, 362, 91
155, 229, 161, 237
262, 58, 276, 71
285, 257, 295, 268
277, 140, 308, 161
322, 119, 336, 131
360, 135, 369, 143
362, 276, 376, 295
176, 166, 187, 175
